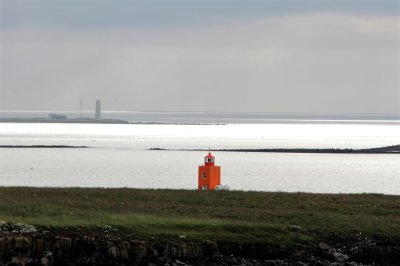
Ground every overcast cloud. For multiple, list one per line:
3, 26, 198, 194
0, 0, 399, 113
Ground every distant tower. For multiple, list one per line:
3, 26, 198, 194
80, 97, 83, 118
95, 99, 101, 120
198, 153, 221, 190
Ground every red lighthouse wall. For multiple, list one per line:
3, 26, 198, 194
198, 165, 221, 190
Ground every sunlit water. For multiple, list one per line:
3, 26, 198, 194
0, 122, 399, 194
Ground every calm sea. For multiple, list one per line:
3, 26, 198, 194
0, 118, 399, 194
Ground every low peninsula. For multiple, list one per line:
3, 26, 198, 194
0, 117, 129, 124
0, 145, 88, 148
150, 144, 400, 154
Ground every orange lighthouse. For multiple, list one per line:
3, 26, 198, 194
198, 153, 221, 190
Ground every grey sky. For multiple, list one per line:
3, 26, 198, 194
0, 0, 399, 113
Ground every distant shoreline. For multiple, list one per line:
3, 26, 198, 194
1, 144, 399, 153
0, 118, 130, 124
0, 117, 399, 125
0, 145, 88, 148
149, 144, 400, 154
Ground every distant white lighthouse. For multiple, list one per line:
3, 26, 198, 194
95, 99, 101, 120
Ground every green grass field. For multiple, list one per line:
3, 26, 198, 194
1, 187, 399, 248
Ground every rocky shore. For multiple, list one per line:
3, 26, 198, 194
1, 223, 399, 266
1, 190, 400, 266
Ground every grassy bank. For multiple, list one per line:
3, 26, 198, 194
0, 187, 399, 248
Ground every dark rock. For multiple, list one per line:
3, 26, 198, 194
332, 252, 349, 263
203, 240, 218, 259
131, 240, 147, 258
120, 241, 131, 260
39, 257, 49, 266
168, 243, 179, 257
318, 242, 332, 250
106, 241, 120, 259
60, 237, 72, 251
174, 259, 187, 265
14, 236, 31, 249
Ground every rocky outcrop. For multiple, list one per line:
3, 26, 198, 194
0, 222, 398, 266
0, 235, 220, 266
1, 235, 400, 266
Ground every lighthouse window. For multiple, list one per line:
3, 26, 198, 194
202, 173, 206, 179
